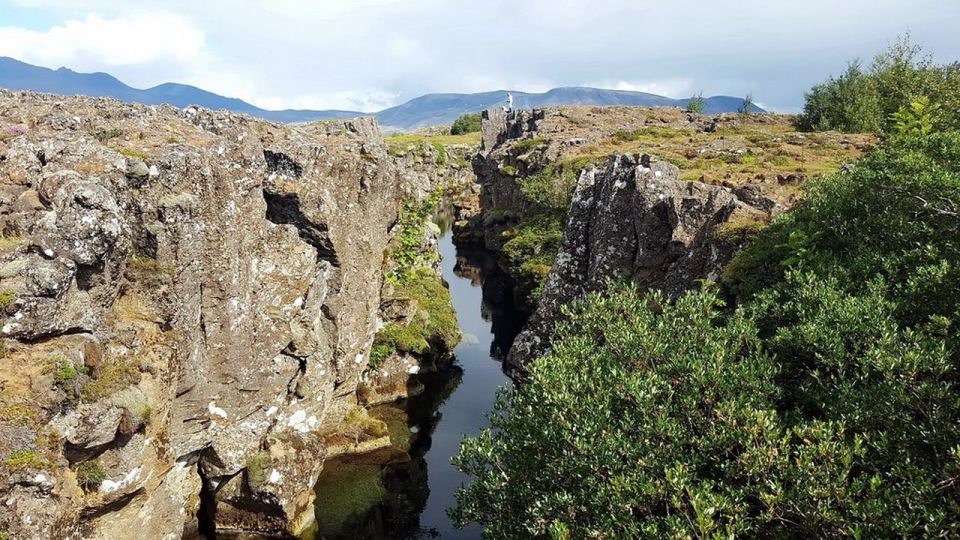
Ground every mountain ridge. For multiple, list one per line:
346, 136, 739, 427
0, 56, 763, 130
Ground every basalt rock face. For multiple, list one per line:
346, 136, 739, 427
507, 153, 761, 368
0, 90, 402, 538
470, 107, 769, 370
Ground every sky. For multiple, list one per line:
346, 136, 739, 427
0, 0, 958, 113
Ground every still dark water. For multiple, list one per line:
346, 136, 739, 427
299, 227, 526, 539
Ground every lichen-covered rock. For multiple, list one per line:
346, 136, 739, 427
507, 153, 763, 369
0, 90, 405, 538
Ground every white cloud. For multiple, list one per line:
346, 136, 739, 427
0, 12, 206, 68
0, 0, 958, 112
597, 80, 695, 99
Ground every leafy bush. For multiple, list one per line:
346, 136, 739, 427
450, 113, 482, 135
798, 37, 960, 134
76, 460, 107, 491
724, 130, 960, 329
686, 92, 706, 114
386, 191, 442, 285
738, 93, 755, 114
517, 165, 578, 212
453, 131, 960, 537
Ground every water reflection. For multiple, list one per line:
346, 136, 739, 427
302, 229, 527, 539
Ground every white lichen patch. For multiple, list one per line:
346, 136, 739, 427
207, 401, 228, 419
100, 466, 142, 494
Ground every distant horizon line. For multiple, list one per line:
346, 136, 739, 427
0, 55, 761, 115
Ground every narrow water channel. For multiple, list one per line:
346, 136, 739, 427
413, 228, 524, 538
300, 222, 527, 539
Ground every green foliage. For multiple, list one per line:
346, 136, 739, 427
513, 138, 544, 153
454, 131, 960, 537
686, 92, 706, 114
798, 36, 960, 134
724, 130, 960, 328
738, 93, 755, 114
432, 142, 447, 165
501, 213, 565, 304
245, 452, 271, 489
51, 356, 81, 401
450, 113, 483, 135
76, 460, 107, 491
517, 163, 579, 212
891, 96, 939, 137
386, 190, 442, 285
0, 289, 14, 308
374, 267, 460, 363
4, 449, 49, 471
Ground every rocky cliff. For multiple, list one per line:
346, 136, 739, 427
0, 90, 419, 538
507, 153, 761, 366
467, 106, 870, 370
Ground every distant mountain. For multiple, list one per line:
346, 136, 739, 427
0, 57, 763, 131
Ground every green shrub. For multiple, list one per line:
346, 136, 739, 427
450, 113, 482, 135
518, 165, 578, 212
686, 92, 706, 114
386, 190, 442, 285
499, 164, 518, 176
724, 130, 960, 328
501, 213, 565, 305
76, 460, 107, 490
454, 131, 960, 537
798, 36, 960, 134
432, 142, 447, 166
738, 93, 756, 114
891, 96, 938, 136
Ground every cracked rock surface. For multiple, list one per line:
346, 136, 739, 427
0, 90, 405, 538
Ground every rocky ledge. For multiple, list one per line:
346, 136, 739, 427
0, 90, 409, 538
465, 107, 863, 370
507, 152, 764, 367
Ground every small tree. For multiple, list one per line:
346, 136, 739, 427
686, 92, 705, 114
738, 93, 755, 114
450, 113, 482, 135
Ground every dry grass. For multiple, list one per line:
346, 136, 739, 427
568, 121, 873, 205
385, 132, 481, 147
